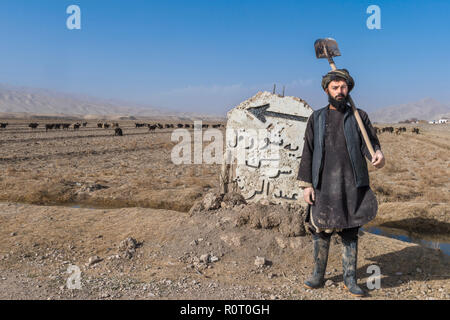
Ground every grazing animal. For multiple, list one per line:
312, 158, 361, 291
97, 123, 103, 128
148, 124, 157, 132
177, 123, 183, 128
45, 124, 55, 131
62, 123, 71, 130
82, 122, 88, 127
103, 123, 110, 129
412, 127, 420, 134
382, 126, 394, 133
73, 123, 81, 130
0, 123, 9, 129
28, 123, 39, 129
114, 127, 123, 136
113, 122, 119, 128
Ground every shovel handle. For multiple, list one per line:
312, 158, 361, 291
348, 95, 376, 158
325, 56, 375, 158
328, 56, 337, 71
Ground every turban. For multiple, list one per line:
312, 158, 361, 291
321, 69, 354, 92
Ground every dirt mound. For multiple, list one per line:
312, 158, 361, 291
188, 191, 247, 215
188, 192, 308, 237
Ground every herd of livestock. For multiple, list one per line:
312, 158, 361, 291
0, 121, 225, 136
0, 122, 422, 135
374, 126, 420, 134
0, 123, 420, 134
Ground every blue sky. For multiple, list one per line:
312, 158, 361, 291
0, 0, 449, 115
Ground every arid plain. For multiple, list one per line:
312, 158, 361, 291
0, 119, 448, 300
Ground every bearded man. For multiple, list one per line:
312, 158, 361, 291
297, 69, 385, 297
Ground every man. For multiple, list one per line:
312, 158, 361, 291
297, 69, 385, 297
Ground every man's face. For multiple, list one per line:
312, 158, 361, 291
326, 80, 348, 101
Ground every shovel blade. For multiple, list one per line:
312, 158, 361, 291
314, 38, 341, 59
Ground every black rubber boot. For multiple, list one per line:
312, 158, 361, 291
304, 234, 330, 289
342, 238, 366, 297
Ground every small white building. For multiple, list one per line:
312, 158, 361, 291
438, 118, 448, 124
429, 120, 437, 124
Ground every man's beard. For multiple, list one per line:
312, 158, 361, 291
328, 93, 349, 112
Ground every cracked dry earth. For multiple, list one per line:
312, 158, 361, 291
0, 201, 448, 300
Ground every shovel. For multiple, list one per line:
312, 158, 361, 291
314, 38, 375, 158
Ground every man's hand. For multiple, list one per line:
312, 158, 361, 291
303, 187, 315, 205
371, 150, 385, 169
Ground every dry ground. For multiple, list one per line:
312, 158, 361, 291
0, 202, 448, 300
0, 119, 218, 211
366, 123, 449, 243
0, 119, 448, 300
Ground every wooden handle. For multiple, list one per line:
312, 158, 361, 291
324, 55, 375, 158
347, 95, 375, 158
328, 57, 337, 71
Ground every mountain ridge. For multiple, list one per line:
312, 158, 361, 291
369, 98, 450, 123
0, 83, 225, 120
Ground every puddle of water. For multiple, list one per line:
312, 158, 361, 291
362, 226, 450, 256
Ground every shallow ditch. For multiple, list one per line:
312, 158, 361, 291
362, 225, 450, 256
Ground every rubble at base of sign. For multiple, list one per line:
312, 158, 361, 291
189, 191, 308, 238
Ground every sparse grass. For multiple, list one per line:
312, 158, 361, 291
0, 120, 448, 233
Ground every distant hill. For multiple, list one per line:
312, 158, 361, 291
0, 84, 225, 121
369, 98, 450, 123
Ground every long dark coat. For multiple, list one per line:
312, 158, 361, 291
297, 105, 381, 230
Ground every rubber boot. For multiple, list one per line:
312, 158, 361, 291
304, 234, 331, 289
342, 238, 366, 297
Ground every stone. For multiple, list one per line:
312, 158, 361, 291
224, 91, 313, 204
119, 237, 139, 259
254, 256, 266, 267
200, 254, 210, 263
88, 256, 102, 266
202, 192, 223, 210
325, 280, 333, 287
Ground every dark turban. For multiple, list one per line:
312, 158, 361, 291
321, 69, 354, 92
